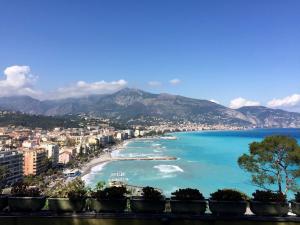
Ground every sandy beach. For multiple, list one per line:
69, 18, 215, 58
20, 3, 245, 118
80, 153, 112, 177
80, 139, 133, 177
80, 136, 165, 179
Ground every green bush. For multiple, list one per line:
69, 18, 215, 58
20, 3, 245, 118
294, 192, 300, 202
210, 189, 247, 201
49, 178, 87, 200
252, 190, 286, 202
142, 186, 163, 201
91, 186, 127, 200
171, 188, 205, 200
11, 181, 42, 197
94, 181, 106, 191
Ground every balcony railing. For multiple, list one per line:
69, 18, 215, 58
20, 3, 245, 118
1, 197, 300, 225
1, 211, 300, 225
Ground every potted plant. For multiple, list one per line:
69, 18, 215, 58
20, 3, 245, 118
90, 185, 128, 212
130, 186, 165, 213
209, 189, 248, 216
8, 181, 46, 211
0, 187, 8, 211
48, 178, 87, 212
291, 192, 300, 216
250, 190, 288, 216
170, 188, 206, 214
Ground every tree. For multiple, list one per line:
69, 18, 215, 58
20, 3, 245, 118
41, 157, 52, 172
65, 138, 76, 147
95, 181, 105, 190
0, 166, 5, 180
238, 135, 300, 194
0, 165, 9, 187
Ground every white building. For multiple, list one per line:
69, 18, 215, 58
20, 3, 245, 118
40, 143, 59, 167
134, 130, 140, 137
116, 132, 124, 140
22, 140, 38, 148
125, 130, 134, 138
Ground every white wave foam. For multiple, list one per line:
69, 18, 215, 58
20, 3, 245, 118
110, 150, 119, 157
126, 153, 155, 158
81, 162, 109, 184
90, 162, 109, 172
81, 175, 91, 184
154, 165, 184, 173
153, 149, 162, 153
152, 143, 161, 147
123, 140, 132, 147
161, 173, 177, 178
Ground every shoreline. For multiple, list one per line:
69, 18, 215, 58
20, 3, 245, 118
80, 140, 131, 177
78, 128, 300, 195
80, 136, 164, 180
79, 129, 248, 182
80, 154, 111, 177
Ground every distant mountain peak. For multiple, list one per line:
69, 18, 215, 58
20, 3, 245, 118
115, 87, 145, 95
0, 95, 37, 100
0, 89, 300, 128
239, 106, 268, 110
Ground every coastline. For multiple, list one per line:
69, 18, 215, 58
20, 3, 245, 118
80, 153, 111, 177
79, 130, 238, 181
80, 140, 131, 177
79, 129, 248, 183
81, 129, 300, 196
80, 136, 163, 181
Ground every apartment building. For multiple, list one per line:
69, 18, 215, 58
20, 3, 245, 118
0, 150, 23, 186
40, 143, 59, 167
23, 148, 47, 176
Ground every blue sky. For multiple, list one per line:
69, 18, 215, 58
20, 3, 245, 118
0, 0, 299, 111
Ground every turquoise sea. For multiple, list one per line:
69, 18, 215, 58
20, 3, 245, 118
83, 129, 300, 197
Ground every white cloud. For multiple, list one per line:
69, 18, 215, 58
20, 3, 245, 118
229, 97, 260, 109
0, 65, 128, 100
210, 99, 220, 104
148, 81, 162, 87
47, 79, 128, 99
267, 94, 300, 108
0, 65, 40, 97
169, 78, 181, 85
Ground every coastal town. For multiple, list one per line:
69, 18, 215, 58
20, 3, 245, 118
2, 1, 300, 223
0, 112, 245, 190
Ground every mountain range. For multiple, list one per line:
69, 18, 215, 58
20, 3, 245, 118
0, 88, 299, 128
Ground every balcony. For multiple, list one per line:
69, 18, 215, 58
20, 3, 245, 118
1, 197, 300, 225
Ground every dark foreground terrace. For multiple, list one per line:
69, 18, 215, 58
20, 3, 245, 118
1, 212, 300, 225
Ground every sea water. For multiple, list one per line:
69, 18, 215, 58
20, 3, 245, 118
83, 128, 300, 197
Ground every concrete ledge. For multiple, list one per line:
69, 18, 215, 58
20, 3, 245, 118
1, 212, 300, 225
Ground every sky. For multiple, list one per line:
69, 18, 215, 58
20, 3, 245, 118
0, 0, 299, 111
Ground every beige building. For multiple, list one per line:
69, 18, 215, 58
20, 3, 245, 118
22, 140, 38, 148
87, 136, 98, 145
23, 148, 47, 176
0, 135, 12, 147
59, 151, 73, 164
